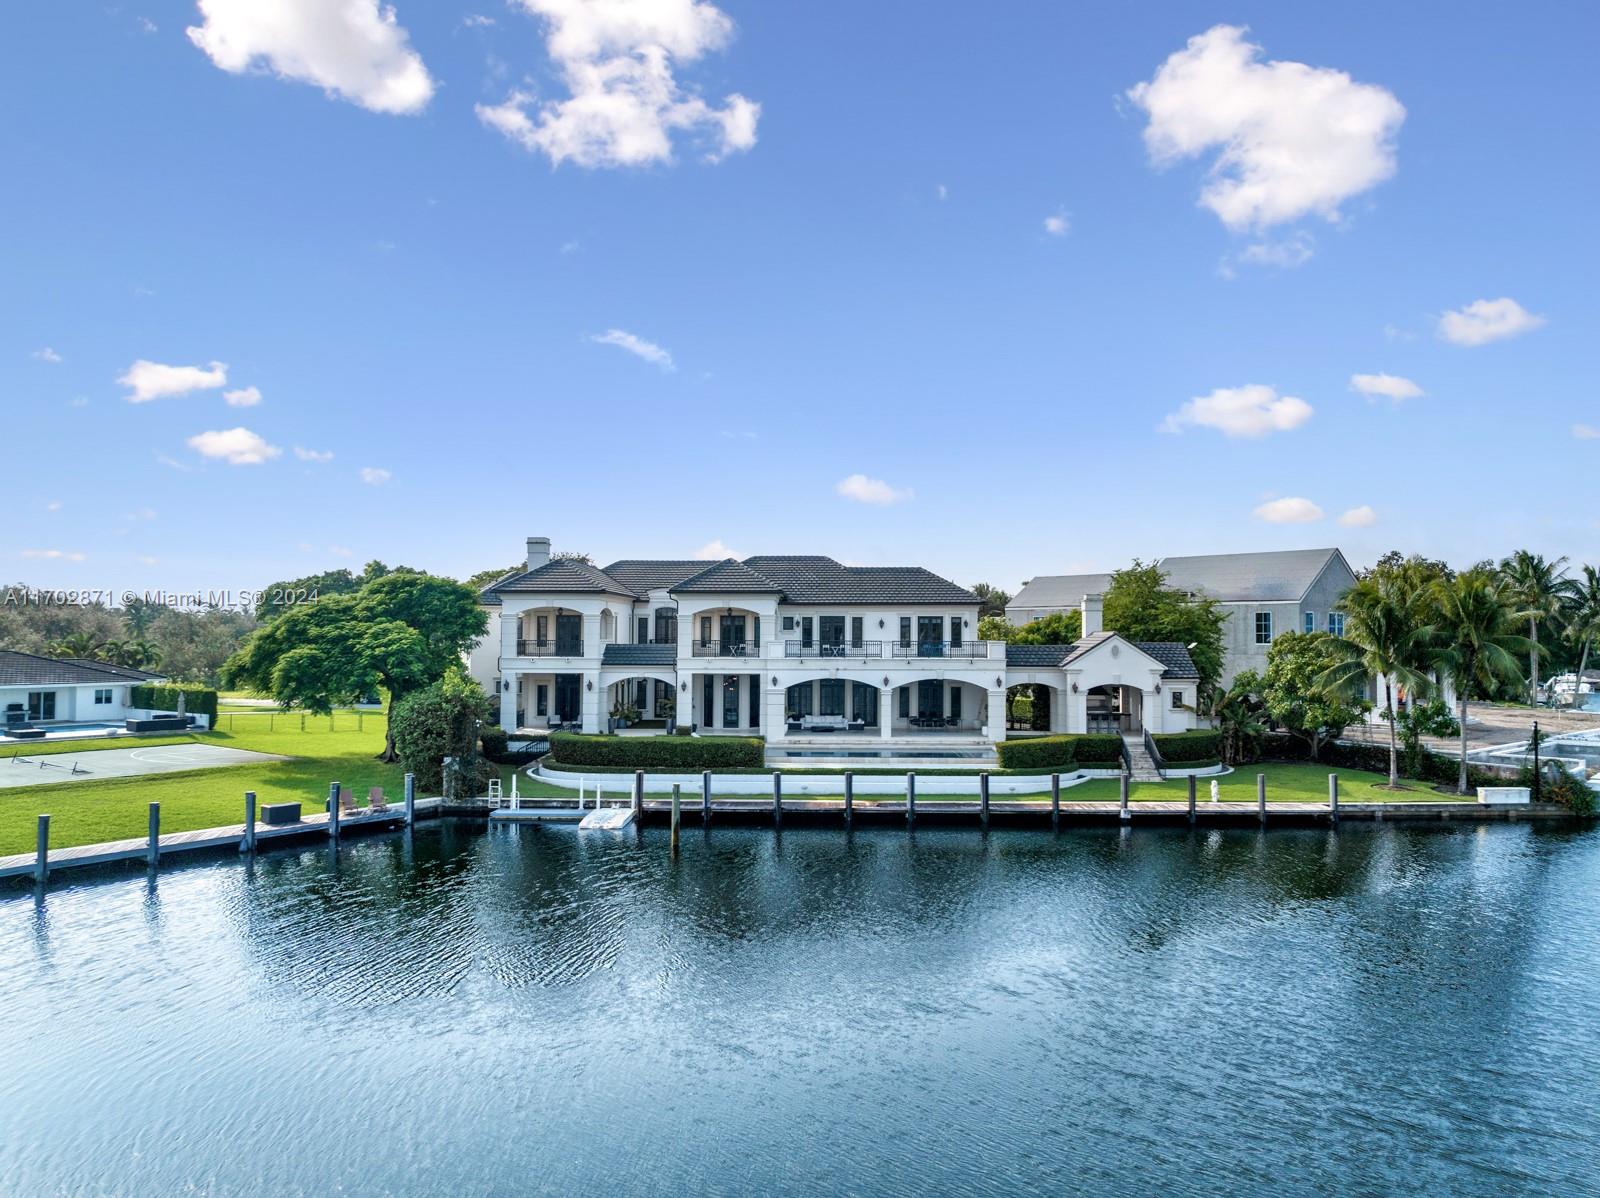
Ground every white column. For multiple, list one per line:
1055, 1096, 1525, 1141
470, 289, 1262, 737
1144, 685, 1163, 734
880, 686, 895, 739
500, 610, 519, 658
1049, 685, 1068, 733
987, 688, 1008, 743
1066, 679, 1086, 733
500, 671, 518, 731
580, 674, 602, 733
764, 682, 786, 744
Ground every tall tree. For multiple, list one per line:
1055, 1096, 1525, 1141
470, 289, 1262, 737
1565, 565, 1600, 707
1498, 550, 1577, 705
465, 565, 523, 591
1195, 669, 1267, 766
1318, 575, 1436, 787
969, 583, 1012, 619
1102, 561, 1226, 692
224, 571, 487, 761
978, 610, 1081, 645
1259, 632, 1369, 760
1429, 570, 1533, 794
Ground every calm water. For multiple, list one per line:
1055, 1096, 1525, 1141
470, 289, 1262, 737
3, 820, 1599, 1197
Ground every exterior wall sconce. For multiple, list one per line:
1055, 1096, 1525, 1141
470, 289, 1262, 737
882, 676, 890, 688
585, 680, 593, 691
771, 676, 779, 687
1155, 683, 1162, 694
1071, 683, 1079, 693
995, 677, 1003, 689
878, 618, 885, 629
680, 681, 688, 692
502, 681, 511, 692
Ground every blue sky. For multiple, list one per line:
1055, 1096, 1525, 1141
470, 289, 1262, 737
4, 1, 1595, 598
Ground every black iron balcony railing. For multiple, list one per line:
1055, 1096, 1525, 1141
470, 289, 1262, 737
516, 639, 584, 656
885, 640, 987, 659
690, 639, 760, 658
784, 640, 883, 658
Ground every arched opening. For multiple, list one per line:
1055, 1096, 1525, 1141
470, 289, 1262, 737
1085, 684, 1142, 734
1005, 683, 1057, 733
604, 676, 678, 731
689, 606, 764, 659
783, 677, 882, 732
515, 606, 584, 656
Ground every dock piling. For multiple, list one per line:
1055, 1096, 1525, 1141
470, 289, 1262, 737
670, 784, 681, 854
772, 771, 782, 828
147, 803, 160, 868
1329, 773, 1339, 823
1051, 774, 1061, 830
1119, 773, 1130, 822
843, 771, 853, 827
1257, 773, 1267, 825
403, 773, 415, 825
35, 814, 49, 885
1187, 775, 1197, 824
329, 782, 341, 843
907, 771, 916, 828
703, 770, 712, 827
979, 772, 990, 830
633, 770, 644, 818
242, 791, 257, 854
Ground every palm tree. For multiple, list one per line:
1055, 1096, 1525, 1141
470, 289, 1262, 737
1499, 550, 1577, 705
1429, 571, 1532, 794
49, 632, 105, 660
1194, 672, 1266, 766
1318, 576, 1436, 787
1566, 565, 1600, 709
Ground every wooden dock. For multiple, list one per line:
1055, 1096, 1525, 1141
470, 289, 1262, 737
0, 798, 445, 883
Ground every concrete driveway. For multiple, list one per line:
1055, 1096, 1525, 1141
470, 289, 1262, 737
0, 744, 287, 789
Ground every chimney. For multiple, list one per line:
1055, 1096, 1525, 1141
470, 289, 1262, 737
1080, 593, 1103, 637
526, 537, 551, 571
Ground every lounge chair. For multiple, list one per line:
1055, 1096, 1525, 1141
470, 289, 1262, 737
368, 786, 388, 813
339, 788, 359, 815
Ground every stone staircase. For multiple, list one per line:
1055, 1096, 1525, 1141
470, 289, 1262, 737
1122, 735, 1164, 782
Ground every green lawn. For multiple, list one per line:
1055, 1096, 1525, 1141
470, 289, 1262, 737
0, 717, 475, 855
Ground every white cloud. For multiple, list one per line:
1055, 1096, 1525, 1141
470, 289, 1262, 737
294, 446, 335, 462
139, 555, 160, 566
123, 507, 158, 521
1254, 497, 1324, 524
693, 538, 740, 560
32, 347, 63, 363
329, 544, 354, 558
1338, 505, 1378, 527
187, 427, 282, 465
1350, 372, 1424, 402
21, 548, 87, 562
478, 0, 759, 168
46, 501, 61, 512
936, 183, 948, 201
1574, 424, 1600, 441
590, 328, 674, 370
1232, 232, 1315, 271
223, 385, 262, 407
360, 466, 392, 485
68, 396, 89, 408
1128, 25, 1404, 230
138, 17, 158, 34
120, 359, 227, 403
1383, 323, 1417, 342
836, 474, 913, 505
1437, 297, 1546, 347
1160, 384, 1313, 438
187, 0, 434, 115
156, 453, 190, 471
463, 13, 496, 27
1043, 209, 1070, 236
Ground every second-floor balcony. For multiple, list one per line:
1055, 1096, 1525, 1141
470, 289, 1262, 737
784, 640, 884, 659
516, 639, 585, 657
886, 640, 991, 659
690, 639, 761, 658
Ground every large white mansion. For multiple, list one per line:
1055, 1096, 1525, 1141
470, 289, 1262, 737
468, 537, 1200, 750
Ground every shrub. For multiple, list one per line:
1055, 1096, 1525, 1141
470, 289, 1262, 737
548, 732, 764, 770
480, 726, 509, 758
1152, 730, 1222, 763
996, 733, 1122, 771
130, 683, 218, 729
391, 670, 494, 795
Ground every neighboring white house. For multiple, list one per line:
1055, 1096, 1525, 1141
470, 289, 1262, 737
469, 537, 1201, 753
0, 651, 167, 731
1009, 548, 1360, 688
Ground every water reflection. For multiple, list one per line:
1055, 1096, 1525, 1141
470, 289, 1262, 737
0, 820, 1596, 1197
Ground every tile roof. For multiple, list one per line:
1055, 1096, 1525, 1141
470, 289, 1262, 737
1001, 636, 1198, 678
674, 559, 784, 593
739, 556, 976, 605
601, 560, 707, 594
601, 644, 676, 667
1007, 573, 1114, 614
486, 557, 638, 598
0, 651, 166, 687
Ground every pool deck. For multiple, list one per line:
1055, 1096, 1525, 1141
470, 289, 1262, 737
0, 798, 445, 882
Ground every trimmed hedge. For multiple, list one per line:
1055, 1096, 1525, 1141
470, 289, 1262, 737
996, 733, 1122, 771
130, 683, 218, 729
1152, 731, 1222, 763
549, 732, 764, 771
